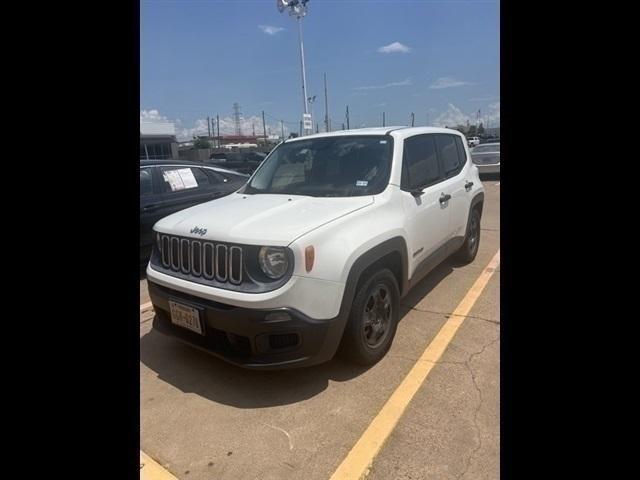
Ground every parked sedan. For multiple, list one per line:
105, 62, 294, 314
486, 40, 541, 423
471, 142, 500, 175
205, 151, 267, 175
140, 160, 248, 266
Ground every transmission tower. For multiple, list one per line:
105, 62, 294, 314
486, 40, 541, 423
233, 102, 243, 136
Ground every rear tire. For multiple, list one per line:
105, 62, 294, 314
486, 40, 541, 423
455, 208, 481, 263
339, 269, 400, 366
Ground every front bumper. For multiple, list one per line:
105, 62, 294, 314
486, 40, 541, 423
148, 280, 348, 370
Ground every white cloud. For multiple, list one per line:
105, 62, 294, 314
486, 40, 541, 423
140, 109, 289, 141
429, 77, 472, 89
355, 78, 412, 90
377, 42, 411, 54
432, 103, 500, 128
470, 94, 498, 102
259, 25, 284, 35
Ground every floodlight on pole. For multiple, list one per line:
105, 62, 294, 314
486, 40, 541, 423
277, 0, 312, 135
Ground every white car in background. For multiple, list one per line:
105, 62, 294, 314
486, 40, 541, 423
471, 142, 500, 175
467, 136, 480, 147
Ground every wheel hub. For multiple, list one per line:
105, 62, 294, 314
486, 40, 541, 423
363, 285, 392, 348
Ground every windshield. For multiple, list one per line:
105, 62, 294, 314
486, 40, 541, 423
242, 135, 394, 197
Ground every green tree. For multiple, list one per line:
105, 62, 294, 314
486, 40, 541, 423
478, 123, 485, 135
468, 124, 477, 136
193, 137, 211, 149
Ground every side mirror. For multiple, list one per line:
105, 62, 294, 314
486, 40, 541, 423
410, 187, 424, 197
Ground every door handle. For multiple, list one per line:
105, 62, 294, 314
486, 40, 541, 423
439, 193, 451, 204
465, 181, 474, 190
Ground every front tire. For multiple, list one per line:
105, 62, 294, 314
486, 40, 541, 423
339, 269, 400, 366
455, 208, 481, 263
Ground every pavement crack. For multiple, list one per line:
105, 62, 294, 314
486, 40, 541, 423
401, 305, 500, 325
455, 335, 499, 480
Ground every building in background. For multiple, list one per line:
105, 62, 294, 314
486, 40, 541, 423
140, 122, 179, 160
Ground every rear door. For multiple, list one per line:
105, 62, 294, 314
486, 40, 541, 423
155, 165, 222, 219
434, 134, 471, 240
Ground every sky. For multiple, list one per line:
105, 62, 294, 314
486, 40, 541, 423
141, 0, 500, 140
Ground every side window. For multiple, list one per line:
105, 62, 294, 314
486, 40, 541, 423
160, 167, 209, 193
454, 136, 468, 169
435, 134, 462, 178
402, 134, 441, 190
140, 168, 153, 196
205, 170, 226, 184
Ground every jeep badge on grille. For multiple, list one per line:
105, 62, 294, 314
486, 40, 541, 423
190, 226, 207, 236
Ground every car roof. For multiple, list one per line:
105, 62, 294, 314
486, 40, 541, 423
140, 159, 204, 167
283, 126, 466, 143
139, 160, 249, 176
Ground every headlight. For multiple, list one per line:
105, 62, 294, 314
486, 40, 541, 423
258, 246, 288, 279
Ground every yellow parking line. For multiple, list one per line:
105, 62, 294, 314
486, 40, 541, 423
330, 249, 500, 480
140, 451, 178, 480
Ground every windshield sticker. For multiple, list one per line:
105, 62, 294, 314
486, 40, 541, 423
356, 180, 368, 187
379, 140, 387, 144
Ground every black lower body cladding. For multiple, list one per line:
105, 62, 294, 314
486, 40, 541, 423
148, 280, 347, 370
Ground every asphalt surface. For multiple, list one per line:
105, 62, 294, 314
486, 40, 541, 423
140, 179, 500, 480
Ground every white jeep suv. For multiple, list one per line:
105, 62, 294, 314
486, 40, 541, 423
147, 127, 484, 369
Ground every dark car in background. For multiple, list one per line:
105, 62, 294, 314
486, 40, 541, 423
205, 151, 267, 175
140, 160, 248, 266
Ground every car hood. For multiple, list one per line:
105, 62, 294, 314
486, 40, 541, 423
153, 192, 374, 246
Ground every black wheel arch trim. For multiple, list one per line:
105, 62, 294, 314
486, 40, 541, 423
337, 236, 409, 324
470, 192, 484, 216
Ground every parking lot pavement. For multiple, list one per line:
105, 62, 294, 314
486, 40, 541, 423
140, 181, 499, 480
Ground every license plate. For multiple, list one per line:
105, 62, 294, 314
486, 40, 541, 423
169, 301, 204, 335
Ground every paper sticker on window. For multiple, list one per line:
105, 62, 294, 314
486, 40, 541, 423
356, 180, 368, 187
379, 140, 387, 144
163, 168, 198, 191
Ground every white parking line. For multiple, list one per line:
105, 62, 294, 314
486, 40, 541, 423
140, 301, 153, 312
495, 182, 500, 186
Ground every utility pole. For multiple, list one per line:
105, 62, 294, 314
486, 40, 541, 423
262, 111, 267, 140
411, 112, 415, 127
342, 123, 345, 130
216, 114, 220, 147
346, 105, 350, 130
252, 123, 255, 137
316, 123, 319, 133
323, 73, 330, 132
299, 121, 302, 136
233, 102, 243, 136
207, 116, 211, 138
382, 111, 385, 127
281, 120, 285, 140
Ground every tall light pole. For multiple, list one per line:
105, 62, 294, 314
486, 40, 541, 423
278, 0, 312, 135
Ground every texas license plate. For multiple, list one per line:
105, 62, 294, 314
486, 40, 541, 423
169, 301, 204, 335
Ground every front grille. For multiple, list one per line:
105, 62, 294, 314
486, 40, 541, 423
157, 234, 243, 285
269, 333, 300, 350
